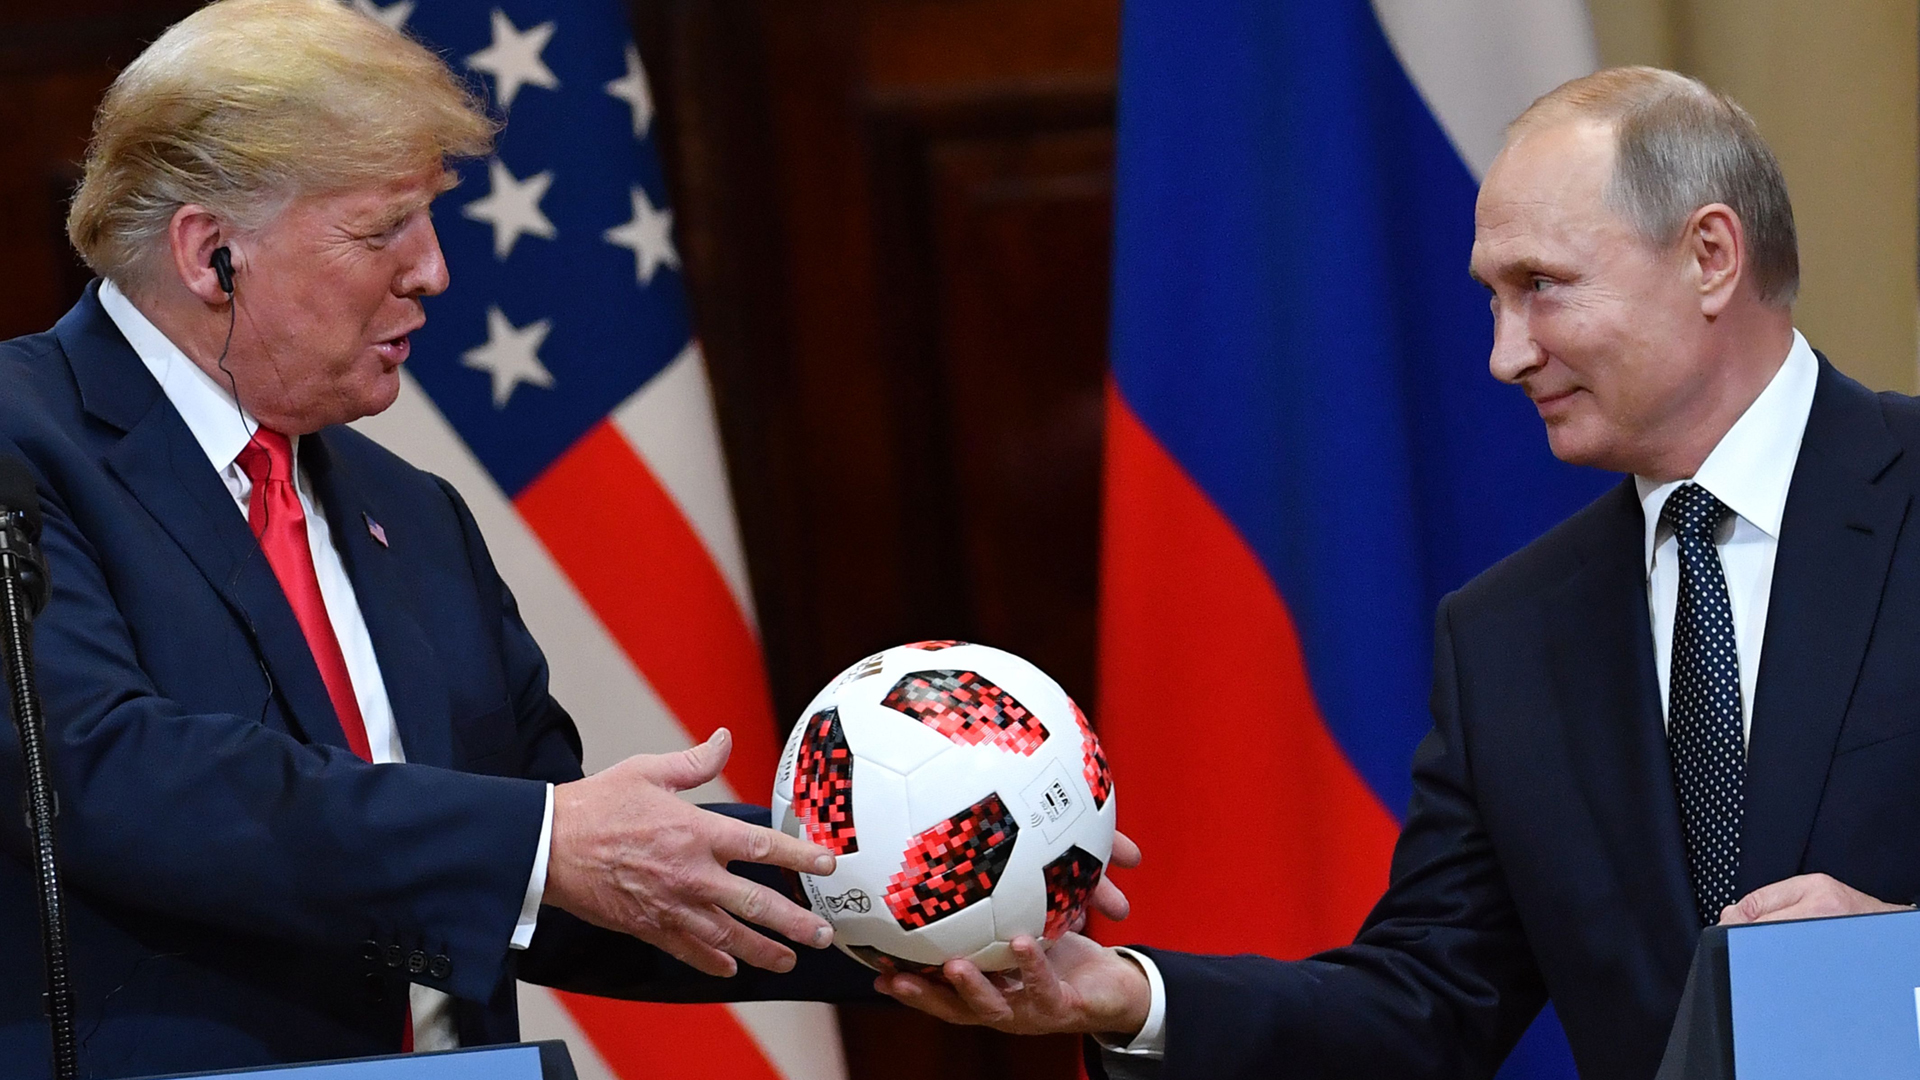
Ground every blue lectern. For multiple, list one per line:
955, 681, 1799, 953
135, 1041, 576, 1080
1656, 909, 1920, 1079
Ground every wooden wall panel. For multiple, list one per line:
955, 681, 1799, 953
0, 2, 197, 339
635, 2, 1120, 1076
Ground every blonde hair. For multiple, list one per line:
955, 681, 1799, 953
67, 0, 497, 291
1513, 66, 1799, 308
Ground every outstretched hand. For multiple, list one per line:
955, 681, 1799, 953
876, 829, 1150, 1037
544, 728, 838, 977
876, 933, 1151, 1038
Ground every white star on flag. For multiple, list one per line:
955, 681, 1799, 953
604, 186, 679, 285
604, 43, 654, 139
349, 0, 413, 31
461, 158, 557, 260
463, 306, 556, 407
466, 9, 559, 109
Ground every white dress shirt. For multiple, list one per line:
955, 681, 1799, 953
1102, 330, 1818, 1068
1640, 330, 1818, 740
99, 280, 554, 1050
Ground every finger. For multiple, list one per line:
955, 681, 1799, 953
715, 875, 834, 949
641, 729, 734, 792
1011, 936, 1067, 1010
714, 817, 837, 877
876, 973, 984, 1025
682, 901, 801, 973
1091, 876, 1130, 922
1110, 831, 1142, 869
943, 959, 1014, 1023
1721, 876, 1816, 926
652, 922, 740, 978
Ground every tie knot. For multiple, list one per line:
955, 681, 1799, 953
1661, 482, 1732, 539
236, 428, 295, 487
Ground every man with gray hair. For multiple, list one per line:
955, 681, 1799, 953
877, 65, 1920, 1080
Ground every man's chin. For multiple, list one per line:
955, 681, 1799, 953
1542, 420, 1616, 470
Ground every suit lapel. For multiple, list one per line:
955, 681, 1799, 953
1738, 360, 1908, 894
1546, 480, 1699, 952
306, 433, 454, 768
56, 286, 354, 755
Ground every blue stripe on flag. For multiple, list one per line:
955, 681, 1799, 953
404, 0, 691, 497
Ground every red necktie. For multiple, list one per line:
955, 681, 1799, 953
237, 430, 412, 1050
237, 430, 374, 761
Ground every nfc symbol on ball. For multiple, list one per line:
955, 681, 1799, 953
823, 889, 872, 915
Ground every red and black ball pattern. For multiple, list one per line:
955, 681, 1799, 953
882, 670, 1049, 756
1068, 700, 1112, 809
1040, 845, 1104, 940
885, 792, 1019, 929
793, 707, 858, 854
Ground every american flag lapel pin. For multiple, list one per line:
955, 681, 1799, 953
363, 512, 389, 549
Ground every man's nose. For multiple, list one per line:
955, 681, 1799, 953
399, 220, 451, 298
1487, 309, 1545, 385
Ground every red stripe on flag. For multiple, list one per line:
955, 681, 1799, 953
1093, 387, 1400, 959
516, 421, 780, 797
556, 993, 783, 1080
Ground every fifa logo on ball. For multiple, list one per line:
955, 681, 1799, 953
773, 642, 1116, 974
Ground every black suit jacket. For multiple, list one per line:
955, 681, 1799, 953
0, 287, 871, 1078
1139, 357, 1920, 1079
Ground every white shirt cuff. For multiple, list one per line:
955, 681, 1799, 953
1092, 946, 1166, 1058
510, 783, 554, 951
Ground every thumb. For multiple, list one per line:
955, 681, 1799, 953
646, 728, 733, 792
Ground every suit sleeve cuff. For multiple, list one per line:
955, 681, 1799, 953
510, 783, 554, 951
1091, 946, 1166, 1058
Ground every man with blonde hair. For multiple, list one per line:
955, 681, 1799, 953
879, 65, 1920, 1080
0, 0, 923, 1072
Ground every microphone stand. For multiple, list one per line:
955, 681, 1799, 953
1, 505, 77, 1080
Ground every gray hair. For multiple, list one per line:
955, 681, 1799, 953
1514, 66, 1799, 308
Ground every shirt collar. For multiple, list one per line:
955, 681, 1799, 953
98, 277, 282, 475
1635, 329, 1818, 573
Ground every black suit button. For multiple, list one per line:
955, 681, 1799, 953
429, 954, 453, 981
364, 972, 385, 1001
361, 940, 381, 965
406, 950, 427, 976
386, 944, 404, 969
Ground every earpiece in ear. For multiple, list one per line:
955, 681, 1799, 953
211, 247, 235, 296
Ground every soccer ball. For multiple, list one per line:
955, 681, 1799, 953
771, 641, 1116, 975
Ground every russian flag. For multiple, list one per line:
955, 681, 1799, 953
1097, 1, 1611, 1076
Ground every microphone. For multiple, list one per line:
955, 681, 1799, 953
0, 456, 49, 618
0, 454, 77, 1080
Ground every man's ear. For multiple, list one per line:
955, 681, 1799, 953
168, 205, 234, 305
1688, 203, 1746, 318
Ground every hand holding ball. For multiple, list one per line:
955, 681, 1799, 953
771, 642, 1117, 974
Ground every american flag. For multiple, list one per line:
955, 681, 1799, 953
345, 2, 847, 1077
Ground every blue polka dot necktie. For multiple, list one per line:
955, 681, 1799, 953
1662, 483, 1745, 927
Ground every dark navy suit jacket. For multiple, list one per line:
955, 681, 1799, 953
0, 286, 870, 1078
1136, 358, 1920, 1079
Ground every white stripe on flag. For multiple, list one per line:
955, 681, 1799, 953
1370, 0, 1599, 179
731, 1001, 851, 1080
610, 341, 759, 624
353, 375, 847, 1080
